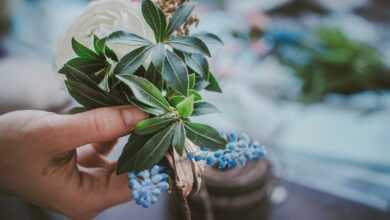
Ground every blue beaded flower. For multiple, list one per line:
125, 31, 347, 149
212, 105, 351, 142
188, 132, 266, 170
128, 165, 170, 208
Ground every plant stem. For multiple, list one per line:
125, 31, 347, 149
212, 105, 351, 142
174, 183, 192, 220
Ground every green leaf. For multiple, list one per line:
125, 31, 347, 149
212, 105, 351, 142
106, 31, 153, 47
184, 122, 227, 149
150, 44, 167, 71
60, 60, 101, 89
93, 35, 119, 61
145, 64, 164, 90
105, 46, 119, 62
168, 95, 185, 107
72, 38, 101, 60
194, 75, 210, 91
206, 71, 222, 93
172, 122, 186, 155
185, 53, 209, 78
193, 32, 224, 45
167, 37, 211, 57
166, 3, 196, 35
134, 124, 176, 171
114, 46, 152, 75
189, 73, 196, 89
117, 75, 171, 112
59, 57, 107, 76
142, 0, 167, 42
192, 102, 220, 116
176, 95, 194, 118
65, 80, 115, 108
135, 115, 177, 135
98, 64, 112, 92
117, 134, 153, 174
162, 50, 189, 95
189, 89, 202, 101
93, 35, 106, 56
128, 96, 167, 116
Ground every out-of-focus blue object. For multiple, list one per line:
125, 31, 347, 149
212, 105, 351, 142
264, 30, 314, 66
264, 30, 305, 46
189, 132, 266, 170
128, 166, 169, 208
9, 0, 87, 56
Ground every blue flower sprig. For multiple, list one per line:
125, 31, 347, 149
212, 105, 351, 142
128, 132, 266, 208
189, 132, 266, 170
128, 165, 170, 208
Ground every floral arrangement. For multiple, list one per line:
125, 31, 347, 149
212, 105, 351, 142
56, 0, 265, 217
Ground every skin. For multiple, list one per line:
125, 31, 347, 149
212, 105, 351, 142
0, 106, 148, 220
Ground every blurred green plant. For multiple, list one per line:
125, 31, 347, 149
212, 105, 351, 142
271, 27, 390, 103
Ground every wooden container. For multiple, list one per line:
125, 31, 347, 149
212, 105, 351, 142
170, 160, 274, 220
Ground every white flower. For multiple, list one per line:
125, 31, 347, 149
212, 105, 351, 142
55, 0, 154, 69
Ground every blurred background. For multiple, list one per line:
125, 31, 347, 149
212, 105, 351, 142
0, 0, 390, 219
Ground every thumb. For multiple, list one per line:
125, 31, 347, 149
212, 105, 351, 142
49, 106, 147, 151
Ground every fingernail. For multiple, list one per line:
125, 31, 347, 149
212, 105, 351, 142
121, 108, 148, 127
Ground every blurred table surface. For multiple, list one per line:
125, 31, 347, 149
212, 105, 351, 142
270, 180, 390, 220
1, 179, 389, 220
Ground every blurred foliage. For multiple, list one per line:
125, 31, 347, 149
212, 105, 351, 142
271, 28, 390, 103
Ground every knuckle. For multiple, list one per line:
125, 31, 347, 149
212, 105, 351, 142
89, 108, 127, 140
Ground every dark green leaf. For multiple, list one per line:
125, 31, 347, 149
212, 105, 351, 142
105, 46, 119, 62
117, 134, 153, 174
206, 71, 222, 93
117, 75, 171, 112
98, 64, 112, 92
60, 60, 102, 90
93, 35, 106, 56
142, 0, 167, 42
106, 31, 153, 47
185, 53, 209, 78
145, 64, 164, 90
135, 115, 177, 135
176, 95, 194, 118
65, 80, 114, 108
72, 38, 101, 60
184, 122, 227, 149
162, 50, 189, 95
167, 37, 211, 57
172, 122, 186, 155
63, 66, 125, 106
189, 73, 196, 89
114, 46, 152, 75
193, 32, 224, 45
189, 89, 202, 101
168, 95, 185, 107
59, 57, 107, 76
150, 43, 167, 71
194, 76, 210, 91
166, 3, 196, 35
192, 102, 220, 116
128, 96, 167, 116
134, 124, 176, 171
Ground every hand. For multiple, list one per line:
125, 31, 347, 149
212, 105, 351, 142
0, 106, 147, 220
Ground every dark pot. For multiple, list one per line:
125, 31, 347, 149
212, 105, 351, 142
170, 160, 275, 220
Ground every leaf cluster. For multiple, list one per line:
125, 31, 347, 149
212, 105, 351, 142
60, 0, 227, 173
272, 27, 388, 103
